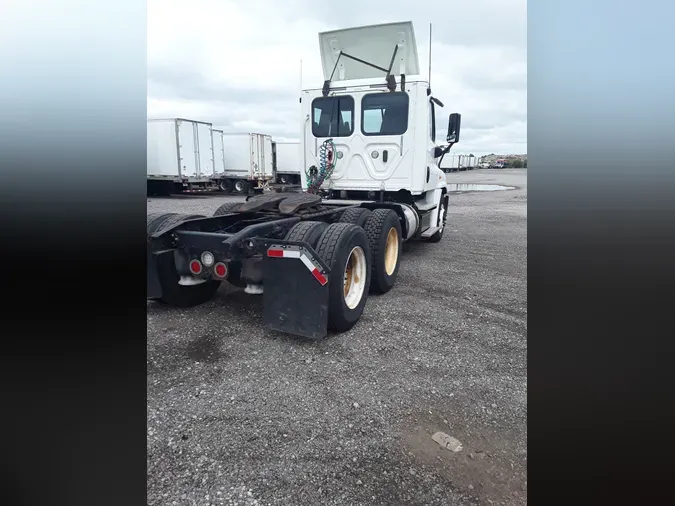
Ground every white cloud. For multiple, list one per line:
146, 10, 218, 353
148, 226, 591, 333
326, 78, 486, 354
147, 0, 526, 155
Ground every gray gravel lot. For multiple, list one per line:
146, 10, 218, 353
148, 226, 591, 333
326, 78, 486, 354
147, 169, 527, 506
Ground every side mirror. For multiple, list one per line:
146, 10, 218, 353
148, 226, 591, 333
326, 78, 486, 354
447, 113, 461, 143
433, 146, 445, 158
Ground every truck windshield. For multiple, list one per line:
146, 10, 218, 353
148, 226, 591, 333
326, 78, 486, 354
361, 92, 409, 136
312, 96, 354, 138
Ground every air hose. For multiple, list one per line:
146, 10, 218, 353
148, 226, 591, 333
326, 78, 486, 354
305, 139, 336, 194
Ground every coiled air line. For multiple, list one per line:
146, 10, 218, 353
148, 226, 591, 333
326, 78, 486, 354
305, 138, 336, 194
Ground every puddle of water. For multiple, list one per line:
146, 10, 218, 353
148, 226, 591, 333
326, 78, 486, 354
447, 184, 515, 192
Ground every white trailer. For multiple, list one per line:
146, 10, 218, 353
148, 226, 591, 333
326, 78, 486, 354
439, 153, 461, 173
458, 154, 469, 171
211, 133, 274, 194
272, 141, 302, 185
212, 129, 226, 174
464, 155, 476, 170
147, 118, 215, 195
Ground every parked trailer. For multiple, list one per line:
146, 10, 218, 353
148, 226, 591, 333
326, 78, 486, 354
211, 133, 275, 194
439, 153, 460, 173
212, 129, 226, 174
457, 155, 469, 171
147, 21, 462, 339
464, 155, 476, 170
273, 141, 302, 185
147, 118, 215, 196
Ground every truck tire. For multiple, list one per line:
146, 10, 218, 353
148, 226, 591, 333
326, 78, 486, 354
315, 223, 371, 332
364, 209, 402, 294
147, 212, 178, 233
213, 202, 241, 216
147, 213, 203, 236
233, 180, 249, 194
147, 213, 221, 307
339, 207, 372, 228
427, 194, 448, 243
279, 175, 289, 185
219, 179, 233, 193
285, 221, 329, 249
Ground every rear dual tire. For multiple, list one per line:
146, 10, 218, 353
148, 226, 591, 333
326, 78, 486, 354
314, 223, 372, 333
364, 209, 402, 294
285, 221, 328, 249
339, 207, 372, 228
339, 207, 403, 294
217, 179, 249, 194
219, 179, 233, 193
234, 180, 249, 194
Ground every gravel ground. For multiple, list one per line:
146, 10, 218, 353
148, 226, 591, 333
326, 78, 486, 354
147, 169, 527, 506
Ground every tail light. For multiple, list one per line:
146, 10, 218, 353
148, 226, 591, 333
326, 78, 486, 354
213, 262, 228, 278
189, 260, 202, 275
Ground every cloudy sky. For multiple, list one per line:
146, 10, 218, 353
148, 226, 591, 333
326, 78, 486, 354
148, 0, 526, 156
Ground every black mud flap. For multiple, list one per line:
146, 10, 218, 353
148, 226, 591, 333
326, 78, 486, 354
262, 242, 330, 340
147, 250, 174, 299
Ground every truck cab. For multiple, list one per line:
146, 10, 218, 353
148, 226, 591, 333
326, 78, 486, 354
300, 21, 461, 240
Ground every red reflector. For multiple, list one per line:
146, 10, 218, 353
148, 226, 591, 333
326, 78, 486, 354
311, 268, 328, 286
267, 249, 284, 257
189, 260, 202, 274
214, 263, 227, 278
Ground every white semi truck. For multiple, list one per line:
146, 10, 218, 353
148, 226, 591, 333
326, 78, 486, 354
147, 21, 461, 339
147, 118, 216, 195
211, 133, 275, 194
272, 140, 302, 185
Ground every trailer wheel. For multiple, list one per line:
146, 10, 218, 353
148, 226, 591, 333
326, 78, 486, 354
147, 213, 221, 307
219, 179, 233, 193
427, 194, 448, 243
279, 175, 289, 185
285, 221, 329, 249
213, 202, 241, 216
233, 180, 249, 194
314, 223, 371, 332
339, 207, 372, 228
364, 209, 402, 294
